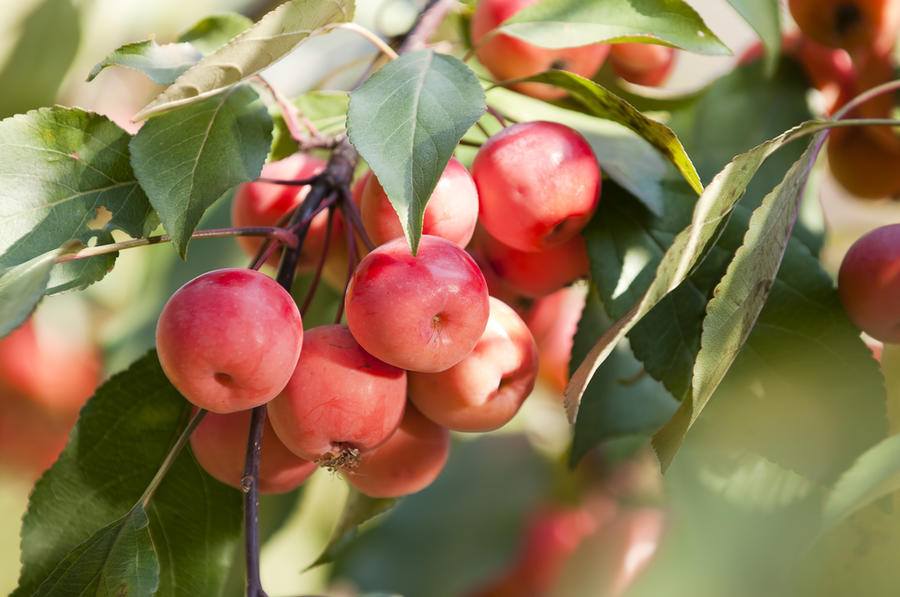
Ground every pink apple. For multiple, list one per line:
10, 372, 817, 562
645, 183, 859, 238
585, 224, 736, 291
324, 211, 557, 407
267, 324, 407, 466
156, 268, 303, 413
361, 157, 479, 247
408, 297, 538, 431
472, 121, 601, 252
345, 235, 491, 372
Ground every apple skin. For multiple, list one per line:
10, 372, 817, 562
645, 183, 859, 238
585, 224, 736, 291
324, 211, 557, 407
361, 157, 479, 248
525, 284, 587, 393
472, 121, 601, 253
345, 235, 491, 372
190, 410, 316, 494
608, 43, 676, 87
267, 324, 407, 464
156, 268, 303, 414
232, 153, 342, 270
407, 297, 538, 432
476, 228, 590, 299
471, 0, 609, 100
788, 0, 900, 55
343, 404, 450, 498
0, 318, 101, 414
838, 224, 900, 342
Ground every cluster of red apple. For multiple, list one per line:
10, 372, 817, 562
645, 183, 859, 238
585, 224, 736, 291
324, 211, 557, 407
471, 0, 677, 101
157, 118, 601, 498
0, 318, 101, 477
783, 0, 900, 198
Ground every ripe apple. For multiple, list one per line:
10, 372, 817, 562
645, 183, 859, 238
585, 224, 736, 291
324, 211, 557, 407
361, 157, 479, 248
525, 284, 587, 393
156, 268, 303, 413
788, 0, 900, 55
407, 297, 538, 432
267, 324, 407, 466
608, 43, 676, 87
472, 121, 601, 253
838, 224, 900, 342
470, 0, 609, 100
343, 404, 450, 498
345, 235, 491, 372
190, 410, 316, 494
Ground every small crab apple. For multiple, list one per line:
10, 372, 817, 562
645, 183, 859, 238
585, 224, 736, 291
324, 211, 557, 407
838, 224, 900, 342
156, 268, 303, 413
345, 235, 491, 372
788, 0, 900, 55
472, 121, 601, 252
267, 324, 407, 466
525, 284, 587, 393
190, 410, 316, 494
408, 297, 538, 432
471, 0, 609, 100
232, 153, 342, 270
476, 228, 590, 298
343, 404, 450, 498
361, 157, 479, 248
608, 43, 677, 87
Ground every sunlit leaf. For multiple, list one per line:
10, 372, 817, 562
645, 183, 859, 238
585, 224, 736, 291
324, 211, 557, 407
726, 0, 781, 74
347, 50, 485, 253
135, 0, 354, 119
177, 13, 254, 54
310, 488, 395, 568
497, 0, 729, 54
88, 39, 203, 85
0, 243, 77, 338
130, 85, 272, 257
0, 107, 155, 293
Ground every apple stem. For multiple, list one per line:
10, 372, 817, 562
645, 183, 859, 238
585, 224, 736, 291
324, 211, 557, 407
486, 104, 508, 128
55, 227, 299, 264
242, 404, 269, 597
832, 79, 900, 121
299, 205, 336, 317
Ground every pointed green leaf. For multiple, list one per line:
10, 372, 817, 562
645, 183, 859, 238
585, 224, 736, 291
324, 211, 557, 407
0, 107, 156, 293
13, 352, 242, 597
497, 0, 729, 55
310, 488, 396, 568
570, 286, 679, 465
0, 0, 80, 118
347, 50, 485, 253
129, 85, 272, 257
177, 13, 254, 54
88, 39, 203, 85
564, 119, 828, 422
822, 433, 900, 534
653, 134, 824, 464
135, 0, 354, 119
523, 70, 702, 194
34, 508, 158, 597
0, 243, 78, 338
726, 0, 781, 75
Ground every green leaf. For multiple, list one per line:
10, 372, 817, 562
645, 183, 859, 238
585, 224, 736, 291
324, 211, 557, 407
497, 0, 730, 55
821, 433, 900, 534
524, 70, 702, 195
331, 435, 551, 597
347, 50, 485, 253
135, 0, 354, 119
270, 90, 349, 161
34, 508, 158, 597
0, 107, 156, 293
0, 0, 80, 118
726, 0, 781, 75
13, 352, 242, 597
88, 39, 203, 85
653, 134, 825, 465
0, 243, 78, 338
570, 286, 679, 465
310, 488, 396, 568
177, 13, 254, 54
130, 85, 273, 257
486, 86, 672, 215
564, 119, 828, 422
